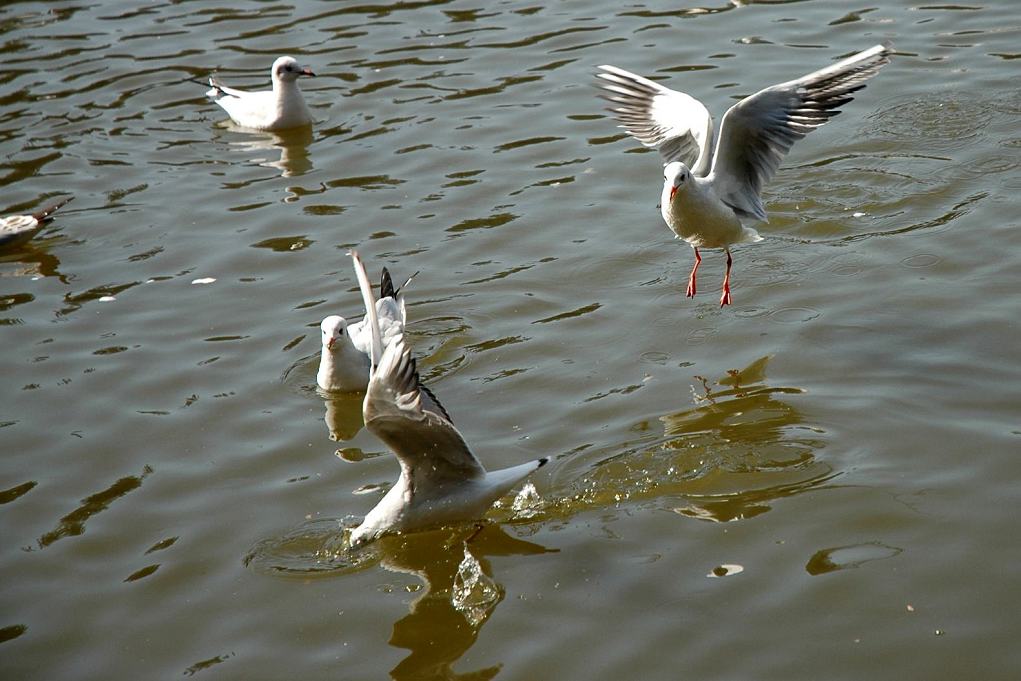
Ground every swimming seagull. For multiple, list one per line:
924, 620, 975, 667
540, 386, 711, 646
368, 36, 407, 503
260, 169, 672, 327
317, 266, 409, 393
206, 56, 315, 130
0, 196, 74, 250
348, 252, 548, 547
597, 43, 893, 305
320, 253, 450, 417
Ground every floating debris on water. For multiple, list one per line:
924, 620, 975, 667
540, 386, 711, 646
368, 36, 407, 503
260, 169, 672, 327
707, 563, 744, 578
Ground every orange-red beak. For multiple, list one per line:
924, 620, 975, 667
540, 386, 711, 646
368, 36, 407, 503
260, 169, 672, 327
669, 185, 678, 201
300, 68, 316, 77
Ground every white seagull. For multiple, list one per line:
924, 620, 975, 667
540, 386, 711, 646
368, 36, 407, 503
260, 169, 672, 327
206, 56, 315, 130
348, 252, 548, 547
598, 43, 893, 305
0, 196, 73, 250
317, 265, 408, 393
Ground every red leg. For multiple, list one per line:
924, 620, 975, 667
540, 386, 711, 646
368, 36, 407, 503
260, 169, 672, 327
719, 248, 733, 307
686, 247, 701, 298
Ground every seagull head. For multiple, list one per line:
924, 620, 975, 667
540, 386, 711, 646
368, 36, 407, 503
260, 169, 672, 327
321, 315, 349, 352
664, 161, 690, 201
273, 56, 316, 82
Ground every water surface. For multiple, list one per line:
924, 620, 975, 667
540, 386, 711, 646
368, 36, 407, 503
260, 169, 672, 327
2, 1, 1020, 679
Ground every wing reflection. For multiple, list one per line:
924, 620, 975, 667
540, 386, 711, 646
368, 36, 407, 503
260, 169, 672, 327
558, 356, 836, 523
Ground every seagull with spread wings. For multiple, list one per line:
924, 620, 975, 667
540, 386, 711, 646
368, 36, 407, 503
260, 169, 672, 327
347, 251, 548, 547
597, 43, 893, 305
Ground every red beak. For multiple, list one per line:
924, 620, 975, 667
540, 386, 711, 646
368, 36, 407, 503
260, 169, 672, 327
669, 185, 678, 201
300, 68, 316, 77
327, 338, 335, 350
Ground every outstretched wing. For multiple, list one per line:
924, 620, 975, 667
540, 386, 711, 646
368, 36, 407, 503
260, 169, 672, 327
350, 250, 383, 369
711, 43, 892, 221
364, 335, 485, 485
596, 64, 714, 174
355, 255, 452, 421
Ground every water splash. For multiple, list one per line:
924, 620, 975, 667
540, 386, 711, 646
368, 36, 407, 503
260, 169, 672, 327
451, 546, 502, 627
243, 518, 377, 576
510, 481, 544, 519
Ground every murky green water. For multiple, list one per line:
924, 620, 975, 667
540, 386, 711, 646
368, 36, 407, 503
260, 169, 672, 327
2, 1, 1020, 679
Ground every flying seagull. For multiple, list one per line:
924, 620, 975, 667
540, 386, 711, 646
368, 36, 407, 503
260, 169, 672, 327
597, 43, 893, 305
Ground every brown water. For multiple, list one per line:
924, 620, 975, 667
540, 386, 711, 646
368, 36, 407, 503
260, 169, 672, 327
2, 1, 1020, 679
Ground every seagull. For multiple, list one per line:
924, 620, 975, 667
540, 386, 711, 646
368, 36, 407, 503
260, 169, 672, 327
348, 252, 548, 547
0, 196, 73, 250
319, 253, 450, 418
597, 43, 893, 306
206, 56, 315, 130
317, 265, 408, 393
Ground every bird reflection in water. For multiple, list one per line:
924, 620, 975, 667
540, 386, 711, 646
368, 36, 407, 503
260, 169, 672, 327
0, 233, 69, 282
379, 525, 555, 681
214, 124, 314, 178
0, 248, 65, 281
562, 356, 837, 523
244, 522, 555, 681
321, 390, 367, 443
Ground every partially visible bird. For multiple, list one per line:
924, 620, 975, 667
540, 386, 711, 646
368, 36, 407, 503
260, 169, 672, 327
0, 196, 74, 250
597, 43, 893, 306
317, 266, 408, 393
206, 55, 315, 130
318, 253, 449, 419
348, 253, 548, 546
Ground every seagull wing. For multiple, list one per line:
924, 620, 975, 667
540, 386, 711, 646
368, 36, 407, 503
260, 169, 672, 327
380, 267, 397, 300
710, 43, 892, 221
32, 196, 73, 223
350, 250, 383, 369
207, 76, 251, 100
364, 335, 485, 486
350, 255, 452, 420
596, 64, 714, 174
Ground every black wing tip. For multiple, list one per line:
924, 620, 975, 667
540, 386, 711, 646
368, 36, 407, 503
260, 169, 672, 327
205, 76, 230, 97
537, 457, 550, 468
380, 266, 396, 300
33, 195, 74, 222
418, 381, 452, 422
394, 341, 454, 422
